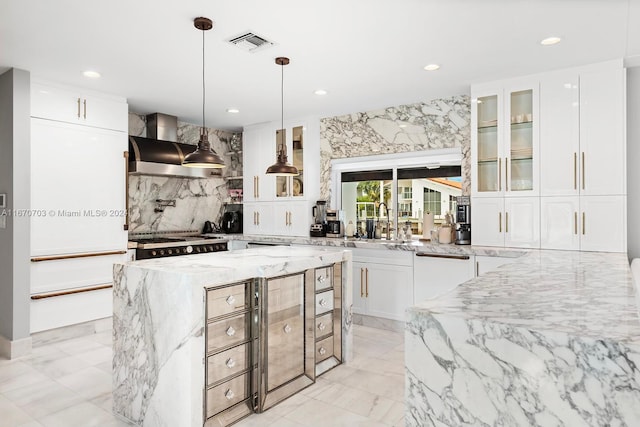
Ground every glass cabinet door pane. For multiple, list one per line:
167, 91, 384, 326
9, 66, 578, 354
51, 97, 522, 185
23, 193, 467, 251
509, 90, 533, 191
275, 128, 288, 198
292, 126, 303, 197
477, 95, 499, 192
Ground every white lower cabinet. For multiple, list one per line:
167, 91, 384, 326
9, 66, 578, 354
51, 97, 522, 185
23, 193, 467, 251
242, 203, 274, 235
471, 196, 539, 248
474, 255, 519, 277
352, 249, 413, 322
272, 201, 309, 237
413, 253, 475, 302
540, 195, 626, 252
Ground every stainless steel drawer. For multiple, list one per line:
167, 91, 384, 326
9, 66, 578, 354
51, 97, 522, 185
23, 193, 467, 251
207, 283, 248, 319
316, 336, 334, 363
206, 372, 249, 418
314, 267, 333, 292
206, 313, 249, 354
207, 343, 249, 386
315, 290, 334, 315
315, 312, 333, 340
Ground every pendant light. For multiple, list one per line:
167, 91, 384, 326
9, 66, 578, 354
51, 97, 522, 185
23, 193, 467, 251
183, 17, 225, 169
265, 57, 299, 176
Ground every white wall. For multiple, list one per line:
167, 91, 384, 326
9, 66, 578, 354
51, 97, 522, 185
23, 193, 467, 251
628, 67, 640, 260
0, 68, 31, 350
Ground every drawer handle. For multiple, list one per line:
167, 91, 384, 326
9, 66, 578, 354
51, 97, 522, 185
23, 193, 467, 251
224, 389, 235, 400
317, 275, 326, 283
283, 324, 292, 334
226, 326, 236, 337
225, 358, 236, 368
318, 322, 326, 331
318, 347, 326, 356
225, 295, 236, 306
319, 298, 327, 307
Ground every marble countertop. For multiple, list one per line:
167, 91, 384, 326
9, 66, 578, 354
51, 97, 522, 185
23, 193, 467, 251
118, 245, 351, 289
409, 249, 640, 346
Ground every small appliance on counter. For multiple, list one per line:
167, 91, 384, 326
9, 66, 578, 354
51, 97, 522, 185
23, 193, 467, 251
455, 196, 471, 245
326, 209, 344, 238
310, 200, 327, 237
221, 203, 243, 234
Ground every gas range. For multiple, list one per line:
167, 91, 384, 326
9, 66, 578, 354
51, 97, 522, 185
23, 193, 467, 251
129, 232, 228, 260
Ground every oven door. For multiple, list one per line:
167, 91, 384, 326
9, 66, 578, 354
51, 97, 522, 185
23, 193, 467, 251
257, 270, 315, 411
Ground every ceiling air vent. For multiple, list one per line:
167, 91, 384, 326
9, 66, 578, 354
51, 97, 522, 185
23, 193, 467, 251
227, 32, 274, 53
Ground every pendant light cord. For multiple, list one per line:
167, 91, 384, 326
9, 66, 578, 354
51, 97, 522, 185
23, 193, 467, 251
281, 60, 284, 155
202, 28, 206, 130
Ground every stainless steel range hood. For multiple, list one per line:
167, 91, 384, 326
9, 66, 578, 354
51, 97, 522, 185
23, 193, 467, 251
128, 113, 222, 178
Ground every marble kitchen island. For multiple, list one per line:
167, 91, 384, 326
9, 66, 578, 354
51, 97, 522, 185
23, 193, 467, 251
112, 246, 353, 427
406, 250, 640, 427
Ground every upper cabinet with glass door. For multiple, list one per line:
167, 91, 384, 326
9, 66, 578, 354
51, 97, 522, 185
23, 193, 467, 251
471, 80, 539, 197
275, 125, 305, 199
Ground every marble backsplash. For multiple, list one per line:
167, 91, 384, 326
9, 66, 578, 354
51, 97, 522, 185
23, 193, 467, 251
128, 113, 242, 234
319, 95, 471, 201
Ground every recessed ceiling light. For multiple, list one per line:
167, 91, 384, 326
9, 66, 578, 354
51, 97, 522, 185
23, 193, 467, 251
399, 124, 407, 128
226, 108, 240, 114
423, 64, 440, 71
540, 36, 561, 46
314, 89, 327, 96
83, 70, 101, 78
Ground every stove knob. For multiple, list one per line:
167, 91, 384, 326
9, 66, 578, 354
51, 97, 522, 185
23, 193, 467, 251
201, 246, 207, 253
186, 246, 193, 254
151, 250, 157, 256
183, 248, 188, 254
196, 247, 201, 253
208, 246, 214, 251
159, 250, 165, 256
167, 249, 173, 255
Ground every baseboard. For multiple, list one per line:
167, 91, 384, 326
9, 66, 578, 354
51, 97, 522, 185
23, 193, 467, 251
31, 316, 112, 347
353, 314, 404, 333
0, 334, 33, 360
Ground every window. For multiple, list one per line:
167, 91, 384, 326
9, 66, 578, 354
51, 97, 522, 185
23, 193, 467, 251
424, 188, 442, 216
400, 187, 412, 199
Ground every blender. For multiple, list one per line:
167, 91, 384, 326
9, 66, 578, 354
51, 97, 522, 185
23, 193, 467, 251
310, 200, 327, 237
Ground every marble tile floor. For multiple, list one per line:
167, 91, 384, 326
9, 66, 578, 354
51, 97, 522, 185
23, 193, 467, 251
0, 325, 405, 427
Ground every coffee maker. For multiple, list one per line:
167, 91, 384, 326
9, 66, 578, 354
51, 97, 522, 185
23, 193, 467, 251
310, 200, 327, 237
326, 209, 344, 238
455, 196, 471, 245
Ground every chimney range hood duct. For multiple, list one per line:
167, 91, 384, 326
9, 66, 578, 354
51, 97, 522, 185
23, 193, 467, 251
128, 113, 222, 178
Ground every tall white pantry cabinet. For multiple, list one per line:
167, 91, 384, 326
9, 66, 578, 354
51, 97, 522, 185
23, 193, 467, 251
471, 60, 626, 252
29, 80, 129, 332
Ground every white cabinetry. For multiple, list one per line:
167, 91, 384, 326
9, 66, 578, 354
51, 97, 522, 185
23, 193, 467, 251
352, 249, 413, 322
539, 60, 626, 252
242, 117, 320, 237
471, 196, 539, 248
413, 253, 474, 302
31, 81, 127, 132
29, 80, 128, 332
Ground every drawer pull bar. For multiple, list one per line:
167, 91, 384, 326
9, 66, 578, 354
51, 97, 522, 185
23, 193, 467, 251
224, 389, 235, 400
226, 326, 236, 337
318, 322, 326, 331
225, 358, 236, 368
225, 295, 236, 306
30, 283, 112, 300
415, 253, 470, 260
283, 324, 292, 334
319, 298, 328, 307
318, 347, 327, 356
31, 250, 127, 262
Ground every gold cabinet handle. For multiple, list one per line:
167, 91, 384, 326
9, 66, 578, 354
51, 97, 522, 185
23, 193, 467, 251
505, 157, 509, 191
253, 211, 256, 225
253, 176, 256, 198
365, 268, 369, 297
123, 151, 129, 231
257, 211, 260, 225
77, 98, 81, 118
257, 176, 260, 198
476, 261, 480, 277
581, 152, 585, 190
83, 99, 87, 119
582, 212, 585, 235
574, 212, 578, 235
573, 152, 577, 190
288, 211, 292, 225
505, 211, 509, 233
360, 268, 364, 297
498, 157, 502, 191
499, 212, 502, 233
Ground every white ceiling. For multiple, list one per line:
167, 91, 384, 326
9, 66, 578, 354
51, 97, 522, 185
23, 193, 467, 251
1, 0, 638, 132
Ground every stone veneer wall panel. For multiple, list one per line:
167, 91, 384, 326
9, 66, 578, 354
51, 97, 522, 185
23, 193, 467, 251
128, 113, 242, 233
319, 95, 471, 202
